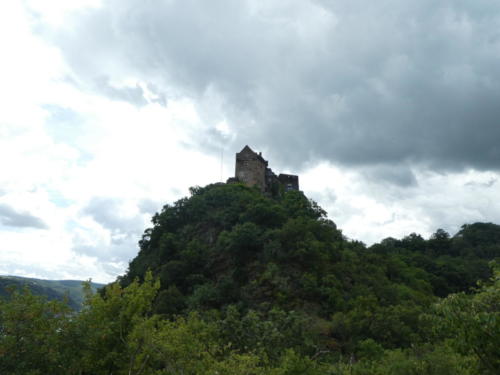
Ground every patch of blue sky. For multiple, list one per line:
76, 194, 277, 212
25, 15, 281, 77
46, 188, 73, 208
42, 104, 94, 165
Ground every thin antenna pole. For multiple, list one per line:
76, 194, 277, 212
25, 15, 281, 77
220, 147, 224, 182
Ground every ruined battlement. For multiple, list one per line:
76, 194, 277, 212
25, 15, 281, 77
228, 145, 299, 194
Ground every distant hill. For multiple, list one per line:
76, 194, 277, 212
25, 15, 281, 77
0, 275, 105, 310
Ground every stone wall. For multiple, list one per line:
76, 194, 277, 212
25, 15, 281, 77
235, 146, 267, 191
232, 145, 299, 193
278, 174, 299, 191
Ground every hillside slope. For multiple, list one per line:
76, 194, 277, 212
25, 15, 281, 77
120, 183, 499, 353
1, 182, 498, 374
0, 275, 104, 310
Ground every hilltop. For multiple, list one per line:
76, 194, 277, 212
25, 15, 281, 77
1, 182, 498, 374
120, 182, 498, 352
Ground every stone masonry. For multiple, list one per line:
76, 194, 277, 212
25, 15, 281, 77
228, 145, 299, 193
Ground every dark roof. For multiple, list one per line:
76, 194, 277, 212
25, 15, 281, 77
241, 145, 253, 153
238, 145, 268, 164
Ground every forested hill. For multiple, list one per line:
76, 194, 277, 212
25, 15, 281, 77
2, 182, 498, 374
0, 275, 104, 310
120, 183, 499, 352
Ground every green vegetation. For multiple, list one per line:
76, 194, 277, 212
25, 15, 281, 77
0, 275, 104, 310
1, 183, 499, 374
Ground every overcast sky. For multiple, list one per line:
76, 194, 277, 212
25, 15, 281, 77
1, 0, 500, 282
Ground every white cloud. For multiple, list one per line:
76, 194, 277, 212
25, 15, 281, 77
1, 0, 500, 283
24, 0, 103, 27
0, 76, 225, 281
0, 1, 227, 282
303, 163, 500, 244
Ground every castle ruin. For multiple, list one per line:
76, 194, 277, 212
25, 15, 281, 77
228, 145, 299, 194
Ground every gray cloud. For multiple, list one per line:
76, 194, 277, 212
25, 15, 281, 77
72, 236, 136, 263
75, 197, 148, 262
36, 1, 500, 179
0, 204, 48, 229
138, 199, 161, 215
82, 197, 144, 234
362, 165, 418, 187
465, 177, 497, 188
59, 74, 161, 107
94, 76, 148, 106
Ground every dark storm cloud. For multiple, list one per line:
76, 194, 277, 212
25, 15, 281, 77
0, 204, 48, 229
41, 0, 500, 175
362, 165, 418, 187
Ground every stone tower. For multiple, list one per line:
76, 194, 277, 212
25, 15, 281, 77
235, 145, 268, 191
231, 145, 299, 193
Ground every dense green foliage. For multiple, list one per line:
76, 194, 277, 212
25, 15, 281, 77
1, 183, 499, 374
121, 184, 498, 352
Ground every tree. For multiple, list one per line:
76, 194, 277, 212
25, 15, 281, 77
0, 287, 71, 375
434, 263, 500, 374
66, 271, 160, 374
